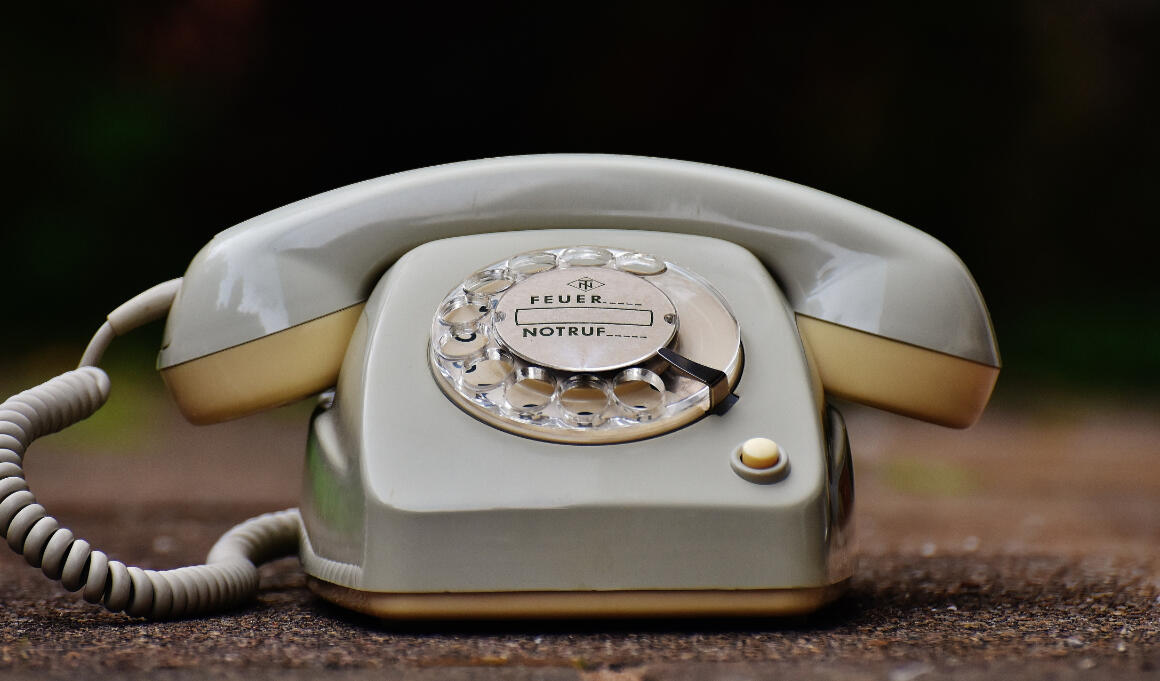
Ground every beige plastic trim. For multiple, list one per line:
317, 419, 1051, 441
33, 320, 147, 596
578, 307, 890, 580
160, 304, 365, 424
796, 314, 999, 428
307, 577, 848, 620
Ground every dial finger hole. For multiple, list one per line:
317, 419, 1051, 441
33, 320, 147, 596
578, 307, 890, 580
508, 251, 558, 276
613, 252, 667, 275
464, 269, 515, 296
436, 329, 490, 361
559, 375, 611, 427
438, 294, 490, 327
612, 368, 666, 420
559, 246, 612, 267
503, 366, 555, 417
461, 349, 515, 392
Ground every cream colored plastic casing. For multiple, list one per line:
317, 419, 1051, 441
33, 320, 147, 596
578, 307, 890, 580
298, 230, 856, 618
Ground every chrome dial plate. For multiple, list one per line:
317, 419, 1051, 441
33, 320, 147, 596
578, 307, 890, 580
428, 245, 742, 444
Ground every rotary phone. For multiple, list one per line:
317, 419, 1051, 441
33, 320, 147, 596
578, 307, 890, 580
0, 155, 999, 619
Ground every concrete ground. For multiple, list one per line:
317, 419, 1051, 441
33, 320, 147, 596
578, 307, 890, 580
1, 380, 1157, 680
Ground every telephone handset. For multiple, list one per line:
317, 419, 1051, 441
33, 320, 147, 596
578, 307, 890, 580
0, 155, 999, 620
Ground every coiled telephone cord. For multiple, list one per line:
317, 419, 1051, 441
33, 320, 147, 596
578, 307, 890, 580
0, 280, 302, 618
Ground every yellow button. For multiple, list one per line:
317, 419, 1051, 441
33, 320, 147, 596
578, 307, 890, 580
740, 438, 781, 469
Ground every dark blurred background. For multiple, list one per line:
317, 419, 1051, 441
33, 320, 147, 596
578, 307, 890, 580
2, 2, 1157, 397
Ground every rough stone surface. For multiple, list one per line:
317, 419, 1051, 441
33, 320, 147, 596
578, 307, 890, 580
1, 396, 1157, 679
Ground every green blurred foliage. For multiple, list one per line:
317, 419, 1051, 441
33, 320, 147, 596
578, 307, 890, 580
1, 2, 1157, 394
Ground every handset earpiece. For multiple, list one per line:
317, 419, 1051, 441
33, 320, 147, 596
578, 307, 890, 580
797, 315, 998, 428
160, 303, 363, 424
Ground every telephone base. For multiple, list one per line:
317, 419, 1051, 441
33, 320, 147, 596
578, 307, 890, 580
307, 577, 848, 620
